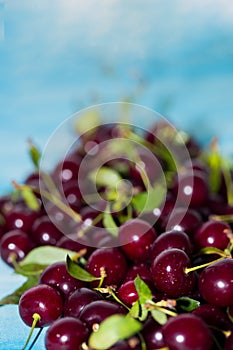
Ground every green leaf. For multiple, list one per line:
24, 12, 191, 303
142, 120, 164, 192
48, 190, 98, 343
66, 255, 100, 282
151, 308, 167, 325
88, 314, 142, 350
176, 297, 200, 312
19, 246, 78, 267
14, 263, 48, 277
134, 275, 152, 302
28, 140, 41, 169
132, 184, 166, 213
103, 209, 118, 237
132, 275, 152, 321
20, 185, 40, 211
129, 300, 140, 319
0, 275, 39, 306
89, 166, 122, 189
74, 110, 101, 135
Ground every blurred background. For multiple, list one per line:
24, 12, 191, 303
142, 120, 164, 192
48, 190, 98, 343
0, 0, 233, 194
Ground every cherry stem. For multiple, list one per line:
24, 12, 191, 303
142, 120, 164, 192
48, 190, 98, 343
97, 267, 107, 288
22, 313, 41, 350
185, 257, 225, 274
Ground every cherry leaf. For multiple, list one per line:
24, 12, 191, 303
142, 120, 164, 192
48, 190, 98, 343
132, 184, 166, 213
88, 314, 142, 350
176, 297, 200, 312
150, 308, 167, 325
66, 255, 100, 282
28, 140, 41, 169
0, 275, 39, 306
103, 210, 118, 237
19, 246, 77, 267
21, 185, 40, 211
89, 166, 122, 189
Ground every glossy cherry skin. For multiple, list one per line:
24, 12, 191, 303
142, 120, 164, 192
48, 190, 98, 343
151, 248, 196, 298
162, 313, 213, 350
172, 171, 209, 208
4, 204, 40, 232
45, 317, 89, 350
86, 247, 128, 287
150, 229, 192, 261
19, 284, 63, 327
163, 207, 202, 237
79, 300, 126, 329
141, 318, 165, 349
31, 216, 63, 246
192, 303, 232, 331
117, 280, 139, 306
0, 229, 34, 265
118, 219, 157, 262
39, 261, 86, 298
64, 287, 103, 318
199, 258, 233, 307
194, 220, 231, 251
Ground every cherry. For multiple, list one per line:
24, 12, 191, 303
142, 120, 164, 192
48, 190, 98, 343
141, 318, 165, 349
39, 261, 86, 298
64, 287, 103, 318
4, 204, 40, 232
199, 258, 233, 307
56, 232, 93, 258
162, 313, 213, 350
19, 284, 63, 327
0, 229, 34, 265
124, 262, 152, 284
52, 159, 80, 186
194, 220, 231, 251
45, 317, 89, 350
151, 248, 196, 298
117, 280, 139, 306
86, 247, 128, 287
150, 229, 192, 261
163, 207, 202, 237
62, 180, 82, 212
192, 303, 232, 331
31, 215, 63, 246
172, 171, 209, 208
118, 219, 157, 262
79, 300, 126, 329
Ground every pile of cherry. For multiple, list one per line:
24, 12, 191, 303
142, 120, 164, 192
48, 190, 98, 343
1, 121, 233, 350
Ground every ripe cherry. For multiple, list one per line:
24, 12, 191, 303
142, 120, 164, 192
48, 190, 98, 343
199, 258, 233, 307
39, 261, 86, 298
163, 313, 213, 350
118, 219, 157, 262
19, 284, 63, 327
45, 317, 89, 350
151, 248, 196, 298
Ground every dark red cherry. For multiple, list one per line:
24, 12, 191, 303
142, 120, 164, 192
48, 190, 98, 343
162, 313, 213, 350
64, 287, 103, 318
45, 317, 89, 350
118, 219, 157, 262
124, 262, 152, 284
192, 303, 232, 331
31, 216, 63, 246
39, 261, 86, 298
86, 247, 127, 287
19, 284, 63, 327
141, 318, 165, 349
150, 229, 192, 261
164, 207, 202, 237
194, 220, 231, 251
117, 280, 138, 306
4, 204, 40, 232
151, 248, 195, 298
0, 229, 34, 266
79, 300, 126, 329
199, 258, 233, 307
172, 171, 209, 208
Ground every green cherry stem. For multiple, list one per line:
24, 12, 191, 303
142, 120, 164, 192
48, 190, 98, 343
185, 257, 225, 274
22, 313, 41, 350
